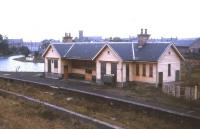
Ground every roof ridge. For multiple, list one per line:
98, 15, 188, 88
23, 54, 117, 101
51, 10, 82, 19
132, 43, 135, 60
64, 43, 75, 57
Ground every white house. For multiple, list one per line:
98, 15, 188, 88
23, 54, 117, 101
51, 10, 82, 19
42, 29, 185, 87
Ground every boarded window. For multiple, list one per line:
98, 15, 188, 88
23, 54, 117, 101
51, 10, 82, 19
136, 64, 139, 76
54, 60, 58, 68
168, 64, 171, 76
85, 61, 92, 68
142, 64, 146, 76
72, 61, 95, 69
85, 69, 92, 74
149, 64, 153, 77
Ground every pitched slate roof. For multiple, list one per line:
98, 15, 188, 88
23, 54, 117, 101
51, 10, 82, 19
134, 43, 170, 61
109, 43, 133, 61
65, 43, 104, 60
52, 43, 73, 57
47, 42, 179, 62
175, 39, 195, 47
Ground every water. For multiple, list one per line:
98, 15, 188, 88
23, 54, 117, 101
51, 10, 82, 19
0, 55, 44, 72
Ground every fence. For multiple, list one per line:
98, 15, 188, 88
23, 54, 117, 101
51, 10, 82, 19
162, 83, 200, 100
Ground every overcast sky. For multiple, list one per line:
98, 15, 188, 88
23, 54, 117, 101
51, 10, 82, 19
0, 0, 200, 41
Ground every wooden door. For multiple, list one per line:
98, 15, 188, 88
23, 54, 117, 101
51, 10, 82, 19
158, 72, 163, 87
48, 59, 51, 73
101, 62, 106, 79
64, 65, 68, 79
175, 70, 180, 81
126, 64, 129, 82
111, 63, 117, 82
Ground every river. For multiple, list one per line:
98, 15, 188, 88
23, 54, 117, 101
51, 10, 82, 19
0, 55, 44, 72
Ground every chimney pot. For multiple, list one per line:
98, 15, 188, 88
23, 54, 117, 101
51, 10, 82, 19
141, 28, 143, 34
145, 29, 147, 34
138, 29, 150, 46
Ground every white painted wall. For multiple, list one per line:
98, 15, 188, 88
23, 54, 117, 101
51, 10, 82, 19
44, 46, 61, 74
131, 63, 157, 83
117, 62, 123, 82
158, 47, 181, 82
106, 62, 111, 74
96, 61, 101, 80
96, 47, 121, 62
122, 63, 126, 82
96, 47, 122, 82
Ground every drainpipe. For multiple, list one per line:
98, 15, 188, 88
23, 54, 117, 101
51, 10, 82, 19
156, 63, 158, 87
121, 63, 124, 87
44, 58, 46, 76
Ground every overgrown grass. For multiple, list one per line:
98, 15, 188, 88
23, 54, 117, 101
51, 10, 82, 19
122, 84, 200, 109
181, 60, 200, 86
0, 96, 97, 129
0, 79, 199, 129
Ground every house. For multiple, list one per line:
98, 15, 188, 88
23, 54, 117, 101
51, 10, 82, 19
75, 30, 103, 42
189, 38, 200, 54
42, 29, 185, 87
174, 39, 196, 55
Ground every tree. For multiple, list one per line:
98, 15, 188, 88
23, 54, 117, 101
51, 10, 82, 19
0, 34, 9, 55
20, 46, 30, 57
40, 39, 57, 53
34, 51, 39, 59
108, 37, 123, 42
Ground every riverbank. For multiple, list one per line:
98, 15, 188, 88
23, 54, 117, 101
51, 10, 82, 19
13, 56, 44, 63
0, 55, 44, 72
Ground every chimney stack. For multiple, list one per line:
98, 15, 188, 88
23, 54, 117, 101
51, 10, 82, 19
137, 28, 150, 46
63, 33, 73, 43
145, 29, 147, 34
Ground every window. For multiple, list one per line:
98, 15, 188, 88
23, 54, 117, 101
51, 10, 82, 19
142, 64, 146, 76
85, 69, 92, 74
168, 64, 171, 76
136, 64, 140, 76
149, 64, 153, 77
85, 61, 92, 68
54, 60, 58, 68
107, 51, 110, 54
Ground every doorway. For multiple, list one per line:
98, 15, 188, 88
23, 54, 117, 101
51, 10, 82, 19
158, 72, 163, 87
48, 59, 51, 73
101, 62, 106, 79
126, 64, 129, 82
64, 65, 68, 79
111, 63, 117, 82
175, 70, 180, 81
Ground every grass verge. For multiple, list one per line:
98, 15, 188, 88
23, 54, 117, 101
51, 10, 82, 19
0, 79, 199, 129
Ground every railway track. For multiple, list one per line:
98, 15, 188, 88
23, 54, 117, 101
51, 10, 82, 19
0, 77, 199, 129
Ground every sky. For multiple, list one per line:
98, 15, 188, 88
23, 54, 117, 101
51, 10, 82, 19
0, 0, 200, 41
